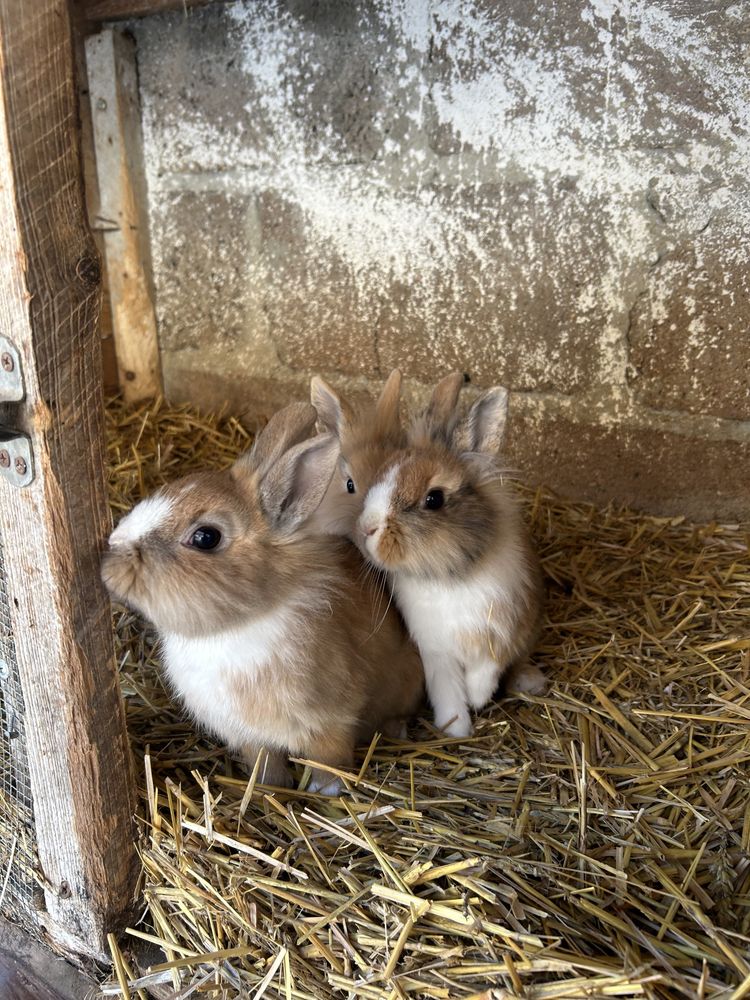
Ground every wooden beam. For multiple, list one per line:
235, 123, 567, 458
78, 0, 227, 23
0, 0, 137, 960
71, 2, 120, 395
86, 28, 162, 403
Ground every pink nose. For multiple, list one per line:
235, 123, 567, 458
363, 524, 377, 537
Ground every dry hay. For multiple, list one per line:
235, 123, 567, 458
104, 397, 750, 1000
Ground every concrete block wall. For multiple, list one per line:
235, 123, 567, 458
128, 0, 749, 519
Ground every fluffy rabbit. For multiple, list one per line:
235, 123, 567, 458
357, 374, 544, 738
310, 369, 406, 537
102, 402, 424, 793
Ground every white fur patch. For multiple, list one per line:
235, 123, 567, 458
393, 541, 531, 724
359, 464, 398, 552
161, 604, 303, 750
110, 494, 174, 547
393, 547, 526, 657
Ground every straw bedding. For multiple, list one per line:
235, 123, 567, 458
104, 397, 750, 1000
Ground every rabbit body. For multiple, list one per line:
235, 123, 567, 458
382, 490, 542, 737
102, 403, 424, 792
357, 376, 544, 737
159, 536, 422, 787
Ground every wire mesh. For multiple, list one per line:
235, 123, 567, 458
0, 527, 40, 933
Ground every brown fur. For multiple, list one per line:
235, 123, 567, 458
359, 376, 545, 713
370, 449, 543, 664
102, 404, 424, 791
410, 371, 464, 447
102, 469, 288, 636
371, 448, 497, 577
310, 370, 407, 537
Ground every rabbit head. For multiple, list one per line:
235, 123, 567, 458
357, 376, 514, 578
310, 369, 405, 536
102, 402, 339, 637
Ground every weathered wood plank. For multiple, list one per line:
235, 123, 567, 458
0, 916, 97, 1000
86, 28, 162, 403
71, 4, 119, 395
78, 0, 226, 23
0, 0, 137, 960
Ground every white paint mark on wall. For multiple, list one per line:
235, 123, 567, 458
136, 0, 750, 401
221, 1, 490, 290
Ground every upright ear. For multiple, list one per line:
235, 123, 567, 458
310, 376, 352, 437
259, 433, 340, 534
454, 387, 509, 454
409, 372, 464, 446
374, 369, 402, 434
426, 372, 464, 430
234, 402, 318, 480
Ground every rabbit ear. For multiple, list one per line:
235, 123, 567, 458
235, 402, 318, 480
374, 369, 402, 434
259, 433, 340, 534
427, 372, 464, 430
410, 372, 465, 446
310, 376, 353, 436
454, 387, 509, 455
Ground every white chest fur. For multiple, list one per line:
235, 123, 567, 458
394, 574, 489, 653
392, 547, 527, 660
161, 605, 299, 749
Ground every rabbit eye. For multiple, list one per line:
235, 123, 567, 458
424, 489, 445, 511
190, 526, 222, 550
346, 478, 356, 494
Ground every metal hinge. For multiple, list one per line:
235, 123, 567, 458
0, 429, 33, 487
0, 337, 24, 402
0, 336, 33, 487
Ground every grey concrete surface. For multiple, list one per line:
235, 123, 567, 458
123, 0, 749, 518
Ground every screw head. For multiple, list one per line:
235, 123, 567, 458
1, 352, 13, 372
14, 456, 27, 477
0, 450, 9, 469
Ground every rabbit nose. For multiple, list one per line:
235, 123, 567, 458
363, 524, 378, 537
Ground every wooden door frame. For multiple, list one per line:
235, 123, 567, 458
0, 0, 137, 960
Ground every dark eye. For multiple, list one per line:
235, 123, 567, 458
190, 526, 222, 550
346, 478, 356, 494
424, 489, 445, 511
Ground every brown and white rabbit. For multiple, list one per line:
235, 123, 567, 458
356, 374, 544, 738
309, 369, 406, 537
101, 402, 424, 793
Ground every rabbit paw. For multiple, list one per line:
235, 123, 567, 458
438, 712, 473, 739
307, 771, 345, 796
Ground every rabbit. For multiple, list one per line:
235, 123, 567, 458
101, 401, 424, 794
356, 374, 544, 738
309, 371, 428, 736
309, 369, 406, 538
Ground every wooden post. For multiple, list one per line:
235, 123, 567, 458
86, 27, 162, 403
0, 0, 137, 960
72, 2, 121, 395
